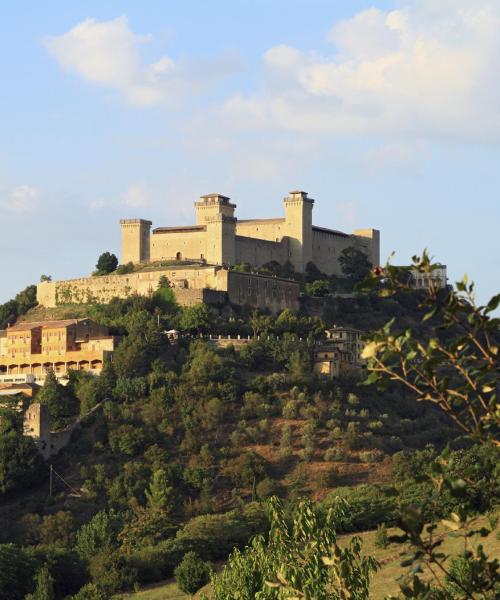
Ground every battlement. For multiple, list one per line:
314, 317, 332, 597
119, 188, 379, 277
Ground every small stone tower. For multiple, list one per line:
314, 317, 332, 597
23, 403, 51, 459
195, 194, 236, 265
284, 190, 314, 272
120, 219, 152, 264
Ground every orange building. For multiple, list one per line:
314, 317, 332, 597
0, 319, 117, 380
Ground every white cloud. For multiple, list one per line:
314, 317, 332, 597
2, 186, 40, 212
45, 16, 242, 107
223, 1, 500, 141
120, 184, 148, 208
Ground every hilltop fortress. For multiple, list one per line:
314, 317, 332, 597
38, 190, 380, 312
121, 191, 379, 275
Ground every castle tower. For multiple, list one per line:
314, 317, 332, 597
284, 190, 314, 272
195, 193, 236, 224
23, 403, 51, 459
120, 219, 152, 264
196, 194, 237, 265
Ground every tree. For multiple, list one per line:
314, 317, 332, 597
209, 497, 378, 599
339, 246, 372, 281
179, 304, 215, 334
145, 469, 176, 512
0, 409, 44, 495
76, 511, 120, 561
39, 275, 52, 283
25, 566, 54, 600
175, 552, 211, 595
361, 252, 500, 598
95, 252, 118, 275
36, 369, 75, 429
0, 544, 35, 600
305, 279, 331, 297
362, 252, 499, 445
37, 512, 75, 548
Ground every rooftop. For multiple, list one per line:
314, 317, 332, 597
153, 225, 207, 234
5, 318, 90, 332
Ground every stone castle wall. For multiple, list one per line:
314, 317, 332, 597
37, 266, 300, 313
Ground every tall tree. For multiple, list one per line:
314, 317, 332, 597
95, 252, 118, 275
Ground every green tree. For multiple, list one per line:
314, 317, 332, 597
145, 469, 176, 512
25, 566, 55, 600
0, 409, 44, 495
95, 252, 118, 274
36, 369, 75, 429
305, 279, 331, 297
76, 511, 120, 561
179, 304, 215, 333
209, 497, 378, 599
0, 544, 34, 600
339, 246, 372, 281
362, 253, 500, 598
175, 551, 211, 595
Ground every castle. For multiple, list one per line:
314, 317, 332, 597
121, 190, 380, 275
37, 190, 380, 312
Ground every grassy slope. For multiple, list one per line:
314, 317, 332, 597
119, 518, 500, 600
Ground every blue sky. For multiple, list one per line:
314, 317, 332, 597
1, 0, 499, 304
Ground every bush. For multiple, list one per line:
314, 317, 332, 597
174, 551, 210, 595
374, 523, 389, 548
323, 447, 345, 462
256, 478, 284, 499
282, 400, 299, 419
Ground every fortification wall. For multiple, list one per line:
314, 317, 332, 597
37, 267, 298, 313
221, 270, 299, 313
235, 219, 286, 242
312, 230, 376, 276
235, 235, 288, 267
37, 267, 220, 308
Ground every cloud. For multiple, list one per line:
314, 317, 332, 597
2, 186, 40, 212
223, 1, 500, 141
89, 184, 149, 210
45, 16, 242, 107
120, 184, 148, 208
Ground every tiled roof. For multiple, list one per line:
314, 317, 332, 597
8, 319, 88, 331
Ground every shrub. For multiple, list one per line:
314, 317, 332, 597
323, 447, 345, 462
282, 400, 298, 419
256, 478, 284, 499
374, 523, 389, 548
174, 551, 211, 595
359, 450, 383, 463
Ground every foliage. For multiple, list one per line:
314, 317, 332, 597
95, 252, 118, 275
362, 252, 499, 445
25, 566, 55, 600
76, 510, 121, 560
179, 303, 215, 333
339, 247, 372, 281
0, 409, 44, 495
174, 551, 211, 595
0, 284, 37, 328
37, 369, 77, 429
209, 497, 378, 599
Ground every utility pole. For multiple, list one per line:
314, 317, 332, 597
49, 463, 53, 497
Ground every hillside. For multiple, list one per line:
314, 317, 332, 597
0, 272, 498, 599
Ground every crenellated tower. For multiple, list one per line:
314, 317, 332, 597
120, 219, 152, 264
283, 190, 314, 272
195, 194, 236, 265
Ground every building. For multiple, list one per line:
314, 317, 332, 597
121, 190, 380, 275
409, 265, 447, 290
313, 325, 366, 378
0, 319, 118, 381
36, 189, 379, 313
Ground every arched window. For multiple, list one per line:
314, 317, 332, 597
176, 252, 182, 261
